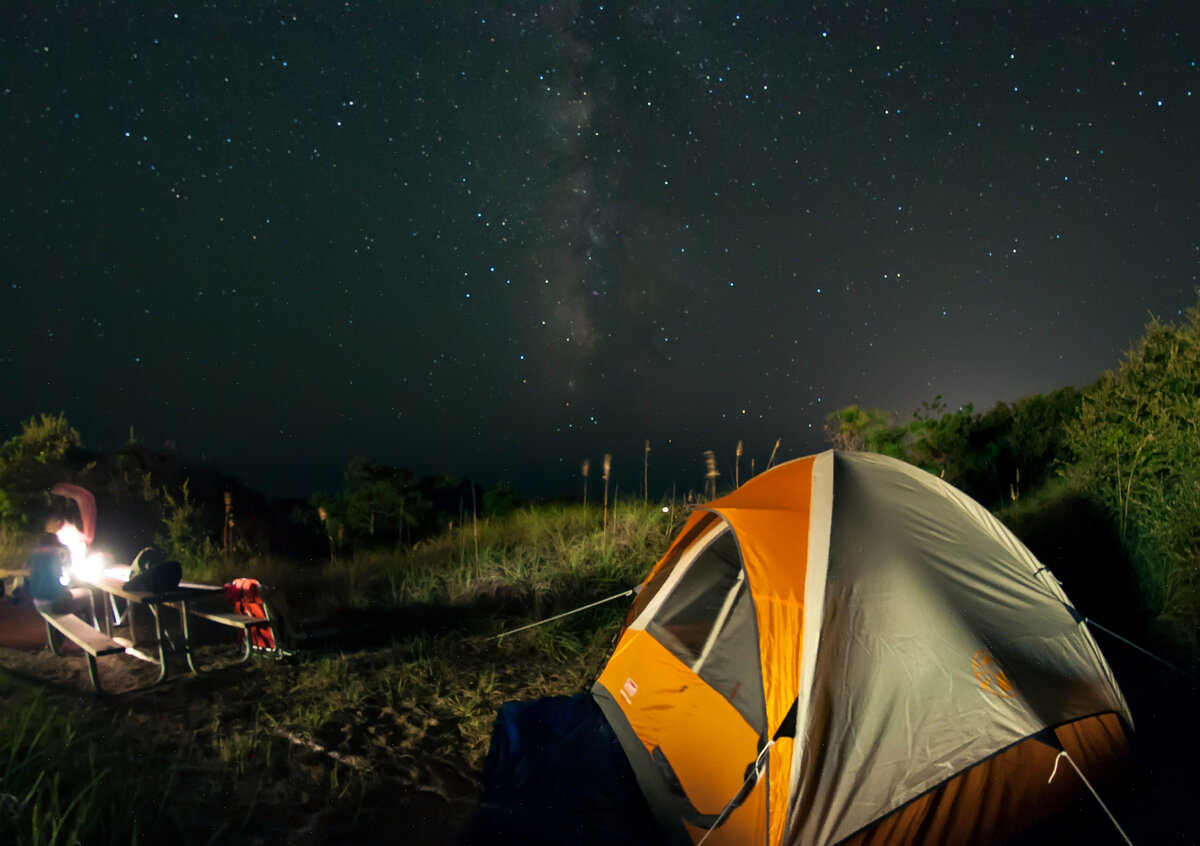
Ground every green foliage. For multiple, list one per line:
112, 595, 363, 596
306, 501, 668, 624
0, 414, 83, 529
309, 490, 348, 563
825, 389, 1081, 509
482, 481, 521, 519
823, 405, 904, 456
7, 413, 81, 466
310, 457, 430, 556
904, 397, 978, 483
0, 685, 182, 845
156, 479, 218, 575
1066, 304, 1200, 650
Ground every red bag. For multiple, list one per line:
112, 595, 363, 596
224, 577, 277, 651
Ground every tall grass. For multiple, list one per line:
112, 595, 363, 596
0, 678, 184, 845
309, 501, 674, 616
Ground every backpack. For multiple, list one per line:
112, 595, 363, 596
124, 546, 183, 593
224, 577, 277, 652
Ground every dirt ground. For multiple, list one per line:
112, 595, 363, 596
0, 589, 279, 695
0, 594, 484, 845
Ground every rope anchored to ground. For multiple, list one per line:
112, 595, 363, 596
484, 588, 635, 642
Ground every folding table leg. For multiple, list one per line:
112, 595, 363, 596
149, 605, 168, 684
181, 600, 204, 673
85, 654, 105, 693
44, 618, 62, 656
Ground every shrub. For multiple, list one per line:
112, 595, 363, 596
1066, 301, 1200, 653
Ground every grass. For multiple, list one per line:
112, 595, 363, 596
208, 502, 675, 626
0, 501, 664, 843
4, 484, 1197, 843
0, 672, 192, 845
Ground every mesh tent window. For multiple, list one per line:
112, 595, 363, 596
646, 529, 766, 735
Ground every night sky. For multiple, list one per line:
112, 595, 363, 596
3, 4, 1198, 499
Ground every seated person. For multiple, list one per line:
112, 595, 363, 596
29, 509, 95, 619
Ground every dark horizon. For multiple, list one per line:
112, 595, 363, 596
4, 5, 1198, 500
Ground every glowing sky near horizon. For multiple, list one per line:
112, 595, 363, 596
2, 4, 1198, 498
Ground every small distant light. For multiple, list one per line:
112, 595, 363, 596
661, 506, 670, 513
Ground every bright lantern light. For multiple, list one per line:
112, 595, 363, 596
70, 550, 110, 584
56, 522, 89, 571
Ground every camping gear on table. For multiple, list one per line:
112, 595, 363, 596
123, 546, 182, 594
478, 450, 1132, 846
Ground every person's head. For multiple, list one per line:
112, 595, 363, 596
36, 499, 67, 535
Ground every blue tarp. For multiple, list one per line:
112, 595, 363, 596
466, 693, 663, 845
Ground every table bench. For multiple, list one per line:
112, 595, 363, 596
1, 566, 29, 598
39, 609, 126, 693
162, 598, 272, 667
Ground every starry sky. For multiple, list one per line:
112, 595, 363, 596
3, 3, 1198, 499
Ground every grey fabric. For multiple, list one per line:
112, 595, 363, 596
694, 582, 768, 736
787, 451, 1130, 846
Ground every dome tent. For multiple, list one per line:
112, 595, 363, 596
592, 449, 1131, 846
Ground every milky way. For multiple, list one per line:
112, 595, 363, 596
2, 4, 1198, 498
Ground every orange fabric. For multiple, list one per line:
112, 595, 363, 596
707, 456, 818, 844
598, 630, 767, 845
836, 713, 1129, 846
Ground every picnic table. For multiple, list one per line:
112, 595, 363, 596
76, 566, 226, 683
1, 565, 29, 594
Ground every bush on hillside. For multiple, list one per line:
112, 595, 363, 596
1066, 302, 1200, 653
825, 389, 1080, 509
0, 413, 82, 527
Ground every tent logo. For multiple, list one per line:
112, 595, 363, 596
972, 650, 1017, 699
620, 677, 638, 704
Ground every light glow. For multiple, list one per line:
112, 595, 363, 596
55, 521, 89, 572
70, 550, 112, 584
